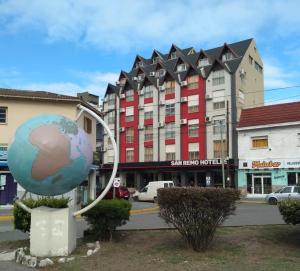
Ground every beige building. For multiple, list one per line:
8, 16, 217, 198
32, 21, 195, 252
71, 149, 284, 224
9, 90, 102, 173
0, 88, 100, 206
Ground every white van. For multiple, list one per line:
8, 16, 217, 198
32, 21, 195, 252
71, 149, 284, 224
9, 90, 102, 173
133, 181, 174, 202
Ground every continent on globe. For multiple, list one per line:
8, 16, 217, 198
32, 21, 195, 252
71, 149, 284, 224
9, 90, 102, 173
7, 114, 93, 196
30, 124, 72, 181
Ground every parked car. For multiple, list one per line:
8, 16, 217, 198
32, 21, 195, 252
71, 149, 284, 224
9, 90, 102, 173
96, 186, 130, 200
132, 181, 174, 202
265, 186, 300, 205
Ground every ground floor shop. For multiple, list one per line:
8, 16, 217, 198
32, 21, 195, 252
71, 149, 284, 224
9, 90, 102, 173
238, 159, 300, 197
0, 165, 17, 205
100, 159, 236, 191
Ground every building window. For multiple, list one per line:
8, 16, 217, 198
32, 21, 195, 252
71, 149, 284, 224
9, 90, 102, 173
84, 117, 92, 134
144, 147, 153, 162
254, 61, 263, 73
288, 172, 300, 186
170, 52, 177, 60
249, 55, 253, 65
144, 125, 153, 141
153, 56, 160, 64
0, 144, 8, 160
126, 89, 134, 102
126, 127, 134, 143
212, 70, 225, 86
137, 73, 145, 81
198, 58, 210, 67
188, 143, 199, 160
165, 80, 175, 95
213, 101, 226, 110
126, 149, 134, 162
107, 93, 115, 106
252, 136, 268, 149
187, 75, 198, 89
213, 140, 227, 158
188, 95, 199, 113
125, 106, 134, 122
0, 107, 7, 124
213, 119, 226, 135
144, 110, 153, 120
177, 63, 187, 72
107, 111, 115, 124
188, 121, 199, 137
222, 52, 234, 61
165, 122, 175, 139
166, 145, 176, 160
144, 85, 153, 98
165, 103, 175, 116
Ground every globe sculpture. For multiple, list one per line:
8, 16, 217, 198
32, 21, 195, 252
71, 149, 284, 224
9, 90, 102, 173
7, 114, 93, 196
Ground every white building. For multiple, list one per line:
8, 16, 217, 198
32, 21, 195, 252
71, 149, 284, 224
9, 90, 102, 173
237, 101, 300, 197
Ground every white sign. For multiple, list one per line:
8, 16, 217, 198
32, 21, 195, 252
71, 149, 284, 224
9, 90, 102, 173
113, 180, 120, 188
171, 159, 226, 166
239, 159, 300, 169
0, 175, 6, 186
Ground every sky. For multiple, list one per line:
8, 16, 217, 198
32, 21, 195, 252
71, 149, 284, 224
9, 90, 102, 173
0, 0, 300, 105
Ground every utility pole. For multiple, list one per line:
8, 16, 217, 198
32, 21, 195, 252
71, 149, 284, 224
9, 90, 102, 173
219, 120, 225, 188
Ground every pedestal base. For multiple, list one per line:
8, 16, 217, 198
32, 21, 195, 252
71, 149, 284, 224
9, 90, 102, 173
30, 207, 76, 257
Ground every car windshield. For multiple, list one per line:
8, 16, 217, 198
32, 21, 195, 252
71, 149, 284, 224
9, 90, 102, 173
275, 188, 283, 193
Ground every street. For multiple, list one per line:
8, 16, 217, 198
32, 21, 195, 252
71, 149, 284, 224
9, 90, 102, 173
0, 202, 285, 241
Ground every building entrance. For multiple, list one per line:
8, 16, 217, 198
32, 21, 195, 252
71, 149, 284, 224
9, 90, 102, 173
247, 174, 272, 195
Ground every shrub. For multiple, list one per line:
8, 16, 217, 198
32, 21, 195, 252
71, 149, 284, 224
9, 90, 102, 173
82, 199, 131, 241
278, 199, 300, 225
158, 187, 240, 251
13, 197, 69, 233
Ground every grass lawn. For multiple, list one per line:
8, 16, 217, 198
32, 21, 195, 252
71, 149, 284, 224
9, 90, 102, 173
2, 225, 300, 271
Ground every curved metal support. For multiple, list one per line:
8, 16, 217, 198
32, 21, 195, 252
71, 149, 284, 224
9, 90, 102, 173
16, 198, 32, 213
73, 105, 118, 217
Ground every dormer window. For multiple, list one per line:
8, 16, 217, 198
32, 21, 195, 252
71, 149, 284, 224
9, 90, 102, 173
153, 56, 160, 64
177, 63, 187, 72
170, 52, 177, 60
119, 78, 126, 86
198, 58, 210, 67
156, 69, 166, 77
222, 52, 234, 62
137, 73, 145, 81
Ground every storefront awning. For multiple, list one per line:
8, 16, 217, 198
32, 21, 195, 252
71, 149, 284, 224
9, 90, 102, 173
0, 160, 8, 167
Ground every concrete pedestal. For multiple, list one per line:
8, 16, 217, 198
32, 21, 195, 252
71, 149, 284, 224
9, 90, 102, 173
30, 207, 76, 257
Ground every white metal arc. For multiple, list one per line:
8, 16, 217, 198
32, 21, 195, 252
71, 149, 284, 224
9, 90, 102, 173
73, 105, 118, 217
15, 105, 118, 216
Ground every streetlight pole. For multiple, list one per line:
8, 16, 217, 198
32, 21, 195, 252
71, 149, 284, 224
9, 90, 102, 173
220, 120, 225, 188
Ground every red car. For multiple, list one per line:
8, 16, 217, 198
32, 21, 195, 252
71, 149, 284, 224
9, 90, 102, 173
96, 186, 130, 200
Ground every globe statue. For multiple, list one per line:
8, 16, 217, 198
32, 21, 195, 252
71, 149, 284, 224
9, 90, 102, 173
7, 114, 93, 196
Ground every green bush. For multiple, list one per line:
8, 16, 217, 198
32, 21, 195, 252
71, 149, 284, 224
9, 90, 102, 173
158, 187, 240, 251
278, 199, 300, 225
82, 199, 131, 241
13, 197, 69, 233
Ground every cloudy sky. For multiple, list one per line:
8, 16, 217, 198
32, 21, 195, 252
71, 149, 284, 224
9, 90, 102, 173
0, 0, 299, 104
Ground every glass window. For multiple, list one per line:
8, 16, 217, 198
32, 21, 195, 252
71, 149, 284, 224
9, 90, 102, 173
213, 119, 226, 135
144, 111, 153, 120
249, 55, 253, 65
165, 122, 175, 139
188, 143, 199, 160
294, 186, 300, 193
165, 81, 175, 95
84, 117, 92, 134
212, 70, 225, 86
156, 69, 165, 77
126, 89, 134, 101
126, 127, 134, 143
137, 73, 145, 81
126, 149, 134, 162
166, 152, 175, 160
107, 111, 115, 124
252, 137, 268, 149
187, 75, 198, 89
177, 63, 187, 72
288, 173, 300, 186
213, 140, 227, 158
254, 61, 263, 73
222, 52, 234, 61
0, 107, 7, 124
198, 58, 210, 67
188, 95, 199, 113
188, 123, 199, 137
281, 187, 292, 193
213, 101, 226, 110
165, 103, 175, 116
107, 93, 115, 106
144, 85, 153, 98
144, 147, 153, 161
144, 125, 153, 141
170, 52, 177, 59
125, 106, 134, 122
153, 56, 160, 64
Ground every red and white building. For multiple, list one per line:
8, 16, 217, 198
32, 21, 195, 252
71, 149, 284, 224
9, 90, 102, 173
101, 39, 264, 190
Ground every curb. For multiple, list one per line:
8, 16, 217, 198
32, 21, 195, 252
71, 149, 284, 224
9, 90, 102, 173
238, 200, 267, 204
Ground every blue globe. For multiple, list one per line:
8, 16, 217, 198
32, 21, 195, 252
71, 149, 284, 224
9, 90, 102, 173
7, 114, 93, 196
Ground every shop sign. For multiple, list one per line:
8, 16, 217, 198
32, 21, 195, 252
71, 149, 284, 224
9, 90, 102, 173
0, 148, 7, 161
170, 159, 227, 166
252, 161, 281, 169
